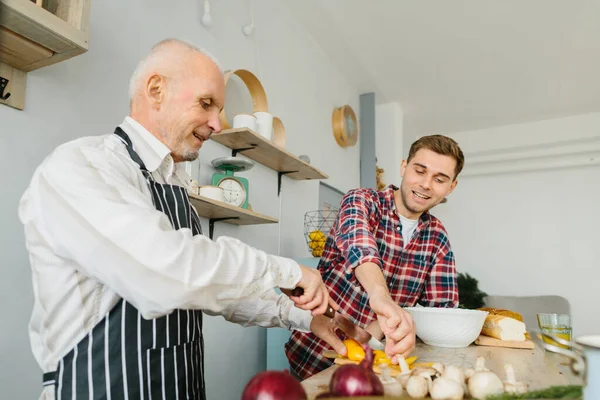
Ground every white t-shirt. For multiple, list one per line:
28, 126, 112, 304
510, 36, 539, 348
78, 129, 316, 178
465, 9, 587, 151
399, 214, 419, 247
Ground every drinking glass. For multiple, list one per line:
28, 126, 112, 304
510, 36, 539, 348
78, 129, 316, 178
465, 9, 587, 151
537, 313, 572, 349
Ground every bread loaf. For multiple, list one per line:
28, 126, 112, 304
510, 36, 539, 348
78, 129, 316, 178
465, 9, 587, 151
478, 307, 524, 322
481, 314, 527, 341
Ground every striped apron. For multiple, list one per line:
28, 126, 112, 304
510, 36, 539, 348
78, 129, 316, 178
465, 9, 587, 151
42, 127, 206, 400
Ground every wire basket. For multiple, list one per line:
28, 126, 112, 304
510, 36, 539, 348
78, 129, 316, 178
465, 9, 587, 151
303, 210, 339, 257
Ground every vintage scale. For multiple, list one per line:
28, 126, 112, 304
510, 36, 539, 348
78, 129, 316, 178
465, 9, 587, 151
211, 157, 255, 209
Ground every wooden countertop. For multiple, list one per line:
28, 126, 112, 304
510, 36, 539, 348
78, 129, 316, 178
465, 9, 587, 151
301, 337, 582, 399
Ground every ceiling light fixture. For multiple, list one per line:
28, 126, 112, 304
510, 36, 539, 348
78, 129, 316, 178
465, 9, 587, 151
242, 0, 254, 36
201, 0, 212, 28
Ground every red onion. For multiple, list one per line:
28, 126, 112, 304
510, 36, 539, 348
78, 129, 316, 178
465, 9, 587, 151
328, 344, 384, 397
315, 392, 336, 398
241, 370, 307, 400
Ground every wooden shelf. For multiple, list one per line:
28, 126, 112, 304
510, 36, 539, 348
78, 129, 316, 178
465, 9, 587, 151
188, 192, 278, 238
0, 0, 90, 72
210, 128, 329, 181
0, 0, 91, 110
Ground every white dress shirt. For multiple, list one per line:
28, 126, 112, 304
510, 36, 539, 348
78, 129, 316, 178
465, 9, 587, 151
18, 117, 313, 390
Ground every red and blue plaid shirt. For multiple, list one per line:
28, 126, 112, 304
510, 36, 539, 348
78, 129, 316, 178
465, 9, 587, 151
285, 185, 459, 379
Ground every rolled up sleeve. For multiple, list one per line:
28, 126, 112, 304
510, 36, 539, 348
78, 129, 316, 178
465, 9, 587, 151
333, 189, 383, 275
31, 144, 302, 319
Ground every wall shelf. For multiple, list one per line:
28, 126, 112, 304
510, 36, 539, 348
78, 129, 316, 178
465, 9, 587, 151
188, 192, 278, 239
0, 0, 91, 110
211, 128, 328, 195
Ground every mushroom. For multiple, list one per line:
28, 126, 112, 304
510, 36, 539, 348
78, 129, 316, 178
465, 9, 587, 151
503, 364, 528, 395
468, 357, 504, 399
411, 366, 441, 379
397, 355, 411, 374
464, 367, 475, 380
379, 364, 405, 397
398, 373, 411, 389
429, 376, 464, 400
406, 375, 430, 398
432, 362, 445, 375
474, 356, 490, 372
443, 365, 465, 384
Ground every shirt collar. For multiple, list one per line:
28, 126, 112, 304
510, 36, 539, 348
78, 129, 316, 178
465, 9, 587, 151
119, 116, 172, 173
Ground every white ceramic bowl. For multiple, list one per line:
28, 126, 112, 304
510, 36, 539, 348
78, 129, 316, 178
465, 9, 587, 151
405, 307, 489, 348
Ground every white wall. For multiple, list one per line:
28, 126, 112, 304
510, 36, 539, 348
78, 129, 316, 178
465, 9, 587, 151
429, 112, 600, 337
0, 1, 362, 398
376, 102, 404, 187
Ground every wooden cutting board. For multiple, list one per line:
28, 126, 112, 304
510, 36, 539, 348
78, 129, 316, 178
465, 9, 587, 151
475, 334, 535, 349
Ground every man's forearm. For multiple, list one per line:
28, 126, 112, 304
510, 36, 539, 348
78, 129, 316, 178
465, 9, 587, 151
355, 261, 390, 297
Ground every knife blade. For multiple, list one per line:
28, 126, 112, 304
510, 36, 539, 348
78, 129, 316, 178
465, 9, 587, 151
290, 287, 383, 347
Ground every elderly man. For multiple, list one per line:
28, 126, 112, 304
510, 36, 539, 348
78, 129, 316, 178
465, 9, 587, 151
19, 38, 338, 400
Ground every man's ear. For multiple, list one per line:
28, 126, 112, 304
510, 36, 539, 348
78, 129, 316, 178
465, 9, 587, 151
400, 159, 407, 178
448, 178, 458, 194
146, 74, 165, 107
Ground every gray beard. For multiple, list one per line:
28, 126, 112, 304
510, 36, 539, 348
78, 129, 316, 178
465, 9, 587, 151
181, 149, 199, 162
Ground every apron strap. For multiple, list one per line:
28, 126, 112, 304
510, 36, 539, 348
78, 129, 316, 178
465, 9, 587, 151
42, 371, 56, 387
114, 126, 149, 172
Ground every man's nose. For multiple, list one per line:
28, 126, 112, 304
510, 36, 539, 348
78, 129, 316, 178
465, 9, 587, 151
208, 112, 222, 133
419, 176, 432, 190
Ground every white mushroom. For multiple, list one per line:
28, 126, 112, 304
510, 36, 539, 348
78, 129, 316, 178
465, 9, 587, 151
432, 362, 446, 375
398, 372, 411, 389
411, 366, 440, 379
468, 358, 504, 399
443, 365, 465, 384
464, 367, 475, 380
429, 376, 465, 400
379, 364, 405, 397
406, 375, 430, 398
503, 364, 528, 395
474, 356, 490, 372
397, 355, 411, 374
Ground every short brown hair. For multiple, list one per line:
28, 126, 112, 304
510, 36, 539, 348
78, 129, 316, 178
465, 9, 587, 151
407, 135, 464, 179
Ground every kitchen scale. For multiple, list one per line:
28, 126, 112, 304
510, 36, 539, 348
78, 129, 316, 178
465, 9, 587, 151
211, 157, 254, 209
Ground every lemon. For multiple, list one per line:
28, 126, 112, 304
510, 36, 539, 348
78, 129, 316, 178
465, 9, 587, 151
308, 230, 325, 241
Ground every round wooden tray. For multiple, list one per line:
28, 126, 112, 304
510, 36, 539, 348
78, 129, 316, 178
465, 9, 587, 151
219, 69, 269, 130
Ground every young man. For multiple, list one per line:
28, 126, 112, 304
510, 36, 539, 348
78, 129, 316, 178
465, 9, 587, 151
18, 38, 338, 400
285, 135, 464, 379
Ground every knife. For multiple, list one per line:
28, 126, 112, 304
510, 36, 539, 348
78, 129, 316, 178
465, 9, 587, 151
290, 288, 385, 350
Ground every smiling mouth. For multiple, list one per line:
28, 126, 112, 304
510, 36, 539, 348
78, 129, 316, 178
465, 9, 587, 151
193, 132, 205, 143
412, 191, 431, 200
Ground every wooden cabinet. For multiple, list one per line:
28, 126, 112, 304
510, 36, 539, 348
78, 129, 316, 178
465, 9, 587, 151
0, 0, 91, 110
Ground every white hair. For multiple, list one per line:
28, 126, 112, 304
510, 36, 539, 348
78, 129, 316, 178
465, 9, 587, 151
128, 38, 222, 101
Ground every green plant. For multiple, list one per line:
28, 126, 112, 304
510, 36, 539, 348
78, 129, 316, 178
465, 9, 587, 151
457, 272, 488, 309
486, 385, 582, 399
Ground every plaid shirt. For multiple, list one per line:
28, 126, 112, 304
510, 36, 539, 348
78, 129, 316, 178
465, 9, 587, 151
285, 185, 458, 379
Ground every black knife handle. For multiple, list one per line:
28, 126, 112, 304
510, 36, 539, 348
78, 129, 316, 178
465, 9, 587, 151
290, 287, 335, 318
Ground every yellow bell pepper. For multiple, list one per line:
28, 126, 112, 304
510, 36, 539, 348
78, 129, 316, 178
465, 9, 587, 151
372, 350, 391, 365
342, 339, 365, 362
405, 356, 418, 365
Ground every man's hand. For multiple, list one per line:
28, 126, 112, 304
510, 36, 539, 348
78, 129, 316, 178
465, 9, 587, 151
281, 265, 338, 316
369, 287, 416, 362
309, 315, 347, 357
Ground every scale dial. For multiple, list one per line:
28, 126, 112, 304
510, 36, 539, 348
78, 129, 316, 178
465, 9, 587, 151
218, 177, 247, 207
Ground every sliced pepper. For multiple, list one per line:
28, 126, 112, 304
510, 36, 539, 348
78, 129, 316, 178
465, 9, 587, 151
405, 356, 418, 365
372, 350, 392, 366
342, 338, 365, 362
